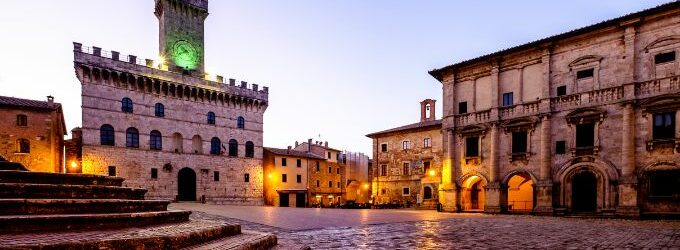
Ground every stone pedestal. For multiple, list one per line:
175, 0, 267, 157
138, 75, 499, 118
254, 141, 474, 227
616, 176, 640, 218
484, 182, 502, 213
533, 180, 553, 216
439, 186, 459, 212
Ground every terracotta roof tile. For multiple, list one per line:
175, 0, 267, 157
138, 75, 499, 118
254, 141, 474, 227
0, 96, 61, 110
264, 147, 326, 160
366, 119, 442, 138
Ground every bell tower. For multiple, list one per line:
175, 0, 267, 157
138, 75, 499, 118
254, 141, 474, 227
155, 0, 208, 74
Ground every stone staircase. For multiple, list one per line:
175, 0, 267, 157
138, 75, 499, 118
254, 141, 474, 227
0, 170, 277, 249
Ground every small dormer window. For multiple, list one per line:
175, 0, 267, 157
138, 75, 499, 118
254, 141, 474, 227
576, 68, 594, 79
655, 51, 676, 64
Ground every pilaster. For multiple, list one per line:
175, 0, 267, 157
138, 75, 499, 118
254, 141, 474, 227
617, 103, 640, 218
484, 182, 502, 213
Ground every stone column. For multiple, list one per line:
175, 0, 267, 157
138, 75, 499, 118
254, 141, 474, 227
440, 129, 459, 212
534, 115, 554, 215
485, 123, 502, 213
617, 103, 640, 218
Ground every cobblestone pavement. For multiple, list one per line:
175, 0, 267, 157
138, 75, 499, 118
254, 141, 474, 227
175, 204, 680, 249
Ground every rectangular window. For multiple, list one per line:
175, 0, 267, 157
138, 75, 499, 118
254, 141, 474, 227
337, 182, 340, 188
403, 162, 410, 175
512, 131, 528, 153
151, 168, 158, 179
328, 181, 333, 188
502, 92, 514, 107
316, 161, 320, 171
336, 168, 340, 174
381, 143, 388, 152
576, 124, 595, 147
297, 174, 302, 183
556, 141, 566, 155
244, 173, 250, 182
465, 137, 479, 157
459, 102, 468, 114
423, 161, 431, 172
655, 51, 676, 64
557, 86, 567, 96
328, 167, 332, 173
402, 141, 410, 150
381, 189, 386, 195
108, 166, 116, 177
316, 180, 320, 187
296, 159, 302, 167
423, 138, 431, 148
653, 112, 676, 139
328, 152, 331, 159
282, 158, 287, 166
214, 171, 220, 182
381, 164, 387, 176
403, 187, 410, 196
16, 115, 27, 127
282, 174, 287, 183
576, 68, 594, 79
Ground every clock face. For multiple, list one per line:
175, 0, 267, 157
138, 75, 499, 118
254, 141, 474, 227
172, 40, 198, 70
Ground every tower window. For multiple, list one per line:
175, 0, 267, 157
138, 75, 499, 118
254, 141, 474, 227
17, 139, 30, 153
121, 98, 133, 113
237, 116, 245, 129
100, 124, 115, 146
126, 127, 139, 148
425, 104, 431, 119
228, 139, 238, 157
653, 112, 676, 139
154, 103, 165, 117
214, 171, 220, 182
151, 168, 158, 179
655, 51, 676, 64
512, 131, 527, 153
150, 130, 162, 150
207, 112, 216, 125
576, 68, 594, 79
210, 137, 221, 155
16, 115, 27, 127
557, 86, 567, 96
465, 136, 479, 157
244, 173, 250, 183
245, 141, 254, 158
458, 102, 468, 114
502, 92, 514, 107
556, 141, 566, 155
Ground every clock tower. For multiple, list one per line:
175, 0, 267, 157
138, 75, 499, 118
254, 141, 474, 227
155, 0, 208, 74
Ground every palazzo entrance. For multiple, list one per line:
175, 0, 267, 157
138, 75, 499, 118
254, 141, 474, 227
177, 167, 197, 201
571, 171, 597, 212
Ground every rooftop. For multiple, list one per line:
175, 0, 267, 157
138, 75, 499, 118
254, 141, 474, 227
0, 96, 61, 111
429, 1, 680, 81
264, 147, 326, 160
366, 119, 442, 138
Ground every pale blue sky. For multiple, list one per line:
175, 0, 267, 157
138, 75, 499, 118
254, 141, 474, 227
0, 0, 671, 155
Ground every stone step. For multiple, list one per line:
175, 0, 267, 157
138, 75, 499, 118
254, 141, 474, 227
0, 199, 171, 215
0, 219, 241, 250
0, 183, 147, 200
0, 210, 191, 233
0, 170, 124, 187
183, 230, 277, 250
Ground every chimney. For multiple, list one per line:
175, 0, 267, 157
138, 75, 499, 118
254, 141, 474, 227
287, 146, 292, 152
307, 139, 312, 152
295, 141, 299, 147
47, 96, 54, 108
324, 141, 328, 147
420, 99, 436, 122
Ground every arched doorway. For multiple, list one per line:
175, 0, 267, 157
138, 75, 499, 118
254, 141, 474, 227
571, 171, 597, 212
177, 167, 196, 201
461, 175, 486, 211
506, 173, 534, 212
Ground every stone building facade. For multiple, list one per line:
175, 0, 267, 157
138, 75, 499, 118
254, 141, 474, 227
73, 0, 269, 204
0, 96, 67, 173
367, 99, 444, 209
263, 147, 325, 207
430, 2, 680, 217
295, 140, 346, 207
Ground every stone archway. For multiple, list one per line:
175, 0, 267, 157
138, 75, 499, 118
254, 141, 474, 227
177, 167, 196, 201
503, 172, 535, 212
460, 175, 486, 211
572, 170, 597, 212
555, 159, 619, 213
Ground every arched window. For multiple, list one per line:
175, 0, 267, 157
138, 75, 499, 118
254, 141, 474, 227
121, 98, 133, 113
228, 139, 238, 157
192, 135, 203, 154
154, 103, 164, 117
207, 112, 215, 124
237, 116, 245, 129
16, 114, 27, 127
245, 141, 254, 158
173, 133, 183, 153
126, 127, 139, 148
150, 130, 162, 150
210, 137, 221, 155
423, 186, 433, 199
100, 124, 115, 146
17, 139, 30, 153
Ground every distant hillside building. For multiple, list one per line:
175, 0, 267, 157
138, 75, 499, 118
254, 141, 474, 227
367, 99, 444, 209
0, 96, 67, 172
73, 0, 269, 204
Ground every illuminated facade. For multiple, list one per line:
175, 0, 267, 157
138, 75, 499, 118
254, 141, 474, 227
295, 140, 346, 207
0, 96, 67, 173
430, 2, 680, 217
367, 99, 444, 209
263, 147, 325, 207
73, 0, 269, 204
